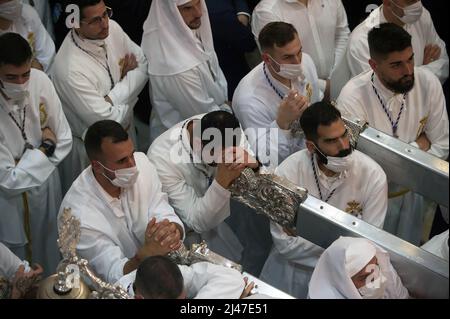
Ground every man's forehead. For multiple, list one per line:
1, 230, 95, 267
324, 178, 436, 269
317, 120, 345, 139
0, 63, 31, 76
82, 1, 106, 18
178, 0, 200, 8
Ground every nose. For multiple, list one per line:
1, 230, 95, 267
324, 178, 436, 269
125, 156, 135, 168
338, 137, 349, 150
17, 76, 28, 85
293, 53, 302, 64
193, 4, 202, 18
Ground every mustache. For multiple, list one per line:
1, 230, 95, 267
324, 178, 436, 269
335, 147, 352, 158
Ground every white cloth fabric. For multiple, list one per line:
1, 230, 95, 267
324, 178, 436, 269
22, 0, 55, 40
346, 5, 448, 84
0, 68, 72, 276
308, 236, 409, 299
51, 20, 148, 194
251, 0, 350, 92
147, 115, 243, 263
0, 243, 23, 279
421, 229, 449, 261
0, 3, 55, 72
58, 152, 184, 284
141, 0, 231, 143
116, 262, 245, 299
233, 58, 321, 168
337, 67, 449, 244
259, 149, 387, 298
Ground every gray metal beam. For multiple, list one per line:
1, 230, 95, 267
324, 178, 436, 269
348, 119, 449, 207
296, 195, 449, 299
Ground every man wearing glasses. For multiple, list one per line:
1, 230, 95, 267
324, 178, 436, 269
51, 0, 148, 195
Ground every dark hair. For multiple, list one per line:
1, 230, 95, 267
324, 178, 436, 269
65, 0, 102, 19
0, 33, 33, 67
134, 256, 184, 299
368, 23, 412, 60
200, 111, 241, 148
300, 101, 342, 142
84, 120, 128, 161
258, 22, 298, 52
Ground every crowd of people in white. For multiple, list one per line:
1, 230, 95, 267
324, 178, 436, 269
0, 0, 448, 299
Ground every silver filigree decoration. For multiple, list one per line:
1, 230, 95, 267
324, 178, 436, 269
342, 116, 368, 149
56, 208, 131, 299
229, 168, 308, 228
168, 241, 242, 273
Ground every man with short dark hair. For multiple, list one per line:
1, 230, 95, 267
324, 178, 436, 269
59, 120, 184, 283
0, 0, 55, 72
147, 111, 266, 270
337, 22, 449, 245
346, 0, 448, 83
51, 0, 148, 195
0, 33, 72, 276
259, 101, 388, 298
233, 21, 321, 168
116, 255, 246, 299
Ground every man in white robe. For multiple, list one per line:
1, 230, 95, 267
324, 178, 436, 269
337, 23, 449, 245
0, 0, 55, 72
345, 0, 448, 85
141, 0, 231, 143
0, 33, 72, 276
251, 0, 350, 99
259, 102, 387, 298
233, 22, 321, 168
147, 111, 264, 267
116, 256, 246, 299
308, 236, 409, 299
51, 0, 148, 194
0, 242, 43, 299
59, 120, 184, 284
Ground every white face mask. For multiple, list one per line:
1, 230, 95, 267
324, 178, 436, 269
268, 55, 305, 81
0, 0, 22, 21
390, 0, 423, 24
98, 162, 139, 188
358, 273, 388, 299
314, 145, 354, 173
0, 79, 30, 103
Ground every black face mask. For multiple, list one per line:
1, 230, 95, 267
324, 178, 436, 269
314, 144, 353, 165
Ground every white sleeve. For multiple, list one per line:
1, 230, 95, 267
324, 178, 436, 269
251, 7, 278, 39
155, 161, 231, 233
0, 145, 55, 198
346, 34, 371, 78
422, 73, 449, 159
419, 10, 449, 84
236, 99, 296, 167
362, 166, 388, 228
0, 243, 22, 279
336, 84, 369, 122
76, 228, 129, 284
58, 71, 133, 128
28, 6, 55, 72
152, 69, 230, 121
181, 262, 245, 299
333, 1, 351, 73
107, 31, 148, 106
384, 262, 410, 299
270, 222, 323, 265
39, 73, 72, 165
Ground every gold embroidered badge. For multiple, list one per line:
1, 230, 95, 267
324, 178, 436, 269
416, 115, 429, 139
27, 32, 36, 53
306, 83, 313, 103
345, 200, 363, 217
39, 103, 48, 127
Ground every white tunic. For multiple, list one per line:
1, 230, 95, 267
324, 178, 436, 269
421, 230, 449, 262
51, 20, 148, 194
346, 5, 449, 84
0, 3, 55, 72
337, 68, 449, 244
259, 149, 387, 298
251, 0, 350, 91
0, 243, 25, 279
147, 115, 243, 263
59, 152, 184, 284
0, 68, 72, 276
116, 262, 245, 299
141, 0, 230, 143
308, 236, 409, 299
23, 0, 55, 40
232, 58, 321, 168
